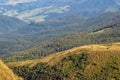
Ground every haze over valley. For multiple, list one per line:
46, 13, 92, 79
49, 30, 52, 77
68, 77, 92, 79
0, 0, 120, 80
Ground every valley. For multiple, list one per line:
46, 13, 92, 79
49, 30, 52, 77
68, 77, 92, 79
2, 17, 120, 62
0, 0, 120, 80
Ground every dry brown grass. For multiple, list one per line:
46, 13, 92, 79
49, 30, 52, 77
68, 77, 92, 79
0, 60, 23, 80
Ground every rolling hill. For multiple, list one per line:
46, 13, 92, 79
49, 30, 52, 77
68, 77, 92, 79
7, 42, 120, 67
6, 42, 120, 80
0, 60, 22, 80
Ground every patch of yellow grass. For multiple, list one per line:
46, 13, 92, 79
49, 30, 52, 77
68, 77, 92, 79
0, 60, 23, 80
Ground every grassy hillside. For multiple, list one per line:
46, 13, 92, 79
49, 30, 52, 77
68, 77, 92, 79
7, 42, 120, 80
0, 60, 23, 80
7, 42, 120, 67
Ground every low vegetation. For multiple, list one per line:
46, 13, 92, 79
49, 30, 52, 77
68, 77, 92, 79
7, 42, 120, 80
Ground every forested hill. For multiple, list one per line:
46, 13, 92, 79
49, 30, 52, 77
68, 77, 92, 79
3, 16, 120, 62
6, 42, 120, 80
0, 12, 120, 55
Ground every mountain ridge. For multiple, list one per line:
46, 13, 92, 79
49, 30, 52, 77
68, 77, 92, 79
6, 42, 120, 68
1, 0, 120, 22
6, 42, 120, 80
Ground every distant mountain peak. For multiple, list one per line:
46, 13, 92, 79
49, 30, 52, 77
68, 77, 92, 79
0, 0, 120, 22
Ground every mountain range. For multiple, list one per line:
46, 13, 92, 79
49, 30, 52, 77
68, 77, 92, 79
0, 0, 120, 22
0, 1, 120, 80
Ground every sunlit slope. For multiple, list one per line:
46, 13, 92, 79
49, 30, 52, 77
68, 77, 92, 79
0, 60, 23, 80
7, 42, 120, 68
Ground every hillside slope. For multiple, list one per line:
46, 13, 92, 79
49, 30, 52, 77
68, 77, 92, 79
7, 42, 120, 67
7, 42, 120, 80
0, 12, 120, 55
0, 60, 22, 80
0, 15, 27, 34
4, 20, 120, 62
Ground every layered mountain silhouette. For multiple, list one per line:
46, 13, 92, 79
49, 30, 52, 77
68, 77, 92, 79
0, 0, 120, 22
